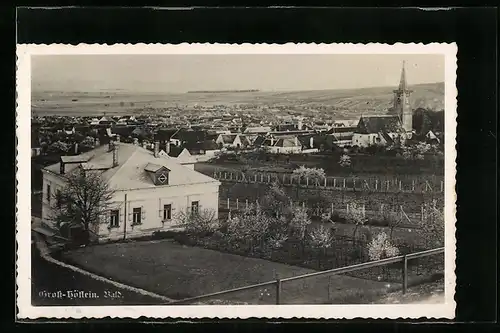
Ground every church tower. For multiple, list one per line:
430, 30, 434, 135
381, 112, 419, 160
393, 61, 413, 133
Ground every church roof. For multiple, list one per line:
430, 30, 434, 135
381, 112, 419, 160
356, 115, 402, 134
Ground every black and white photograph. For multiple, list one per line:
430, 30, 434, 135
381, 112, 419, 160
16, 43, 457, 319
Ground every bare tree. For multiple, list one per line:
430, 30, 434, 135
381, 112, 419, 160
51, 170, 115, 244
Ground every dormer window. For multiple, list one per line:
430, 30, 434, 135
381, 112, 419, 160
144, 163, 171, 186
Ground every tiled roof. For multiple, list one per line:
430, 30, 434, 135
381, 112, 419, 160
356, 115, 402, 134
44, 143, 219, 190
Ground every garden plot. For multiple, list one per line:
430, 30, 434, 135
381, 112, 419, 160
62, 239, 394, 304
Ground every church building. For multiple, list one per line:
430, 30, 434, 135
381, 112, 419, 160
352, 61, 414, 147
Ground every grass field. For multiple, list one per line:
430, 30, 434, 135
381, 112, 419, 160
62, 239, 396, 304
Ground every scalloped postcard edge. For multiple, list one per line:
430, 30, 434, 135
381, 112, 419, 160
16, 42, 457, 320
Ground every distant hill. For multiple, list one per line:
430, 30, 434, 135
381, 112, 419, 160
31, 82, 444, 116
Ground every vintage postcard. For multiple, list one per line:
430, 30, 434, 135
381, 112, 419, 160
16, 43, 457, 319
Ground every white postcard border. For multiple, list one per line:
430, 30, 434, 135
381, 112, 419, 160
16, 43, 457, 319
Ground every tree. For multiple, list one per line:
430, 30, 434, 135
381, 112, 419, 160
344, 200, 366, 244
259, 182, 290, 218
50, 170, 115, 244
417, 201, 445, 249
308, 224, 334, 267
339, 154, 351, 167
176, 208, 219, 235
288, 206, 312, 240
367, 232, 400, 261
79, 136, 96, 151
47, 141, 70, 155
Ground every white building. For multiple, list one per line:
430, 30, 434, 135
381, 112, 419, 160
41, 141, 220, 241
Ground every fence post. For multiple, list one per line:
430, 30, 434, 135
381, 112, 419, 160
331, 202, 334, 214
412, 180, 415, 191
261, 174, 264, 182
236, 198, 239, 210
306, 177, 309, 186
421, 205, 424, 222
375, 179, 378, 191
254, 174, 257, 183
362, 204, 366, 218
399, 181, 402, 191
227, 198, 230, 210
275, 277, 282, 305
343, 178, 346, 189
440, 180, 444, 192
283, 174, 286, 183
224, 172, 227, 179
302, 202, 305, 209
324, 177, 327, 188
268, 174, 271, 183
353, 178, 356, 190
246, 199, 249, 210
402, 255, 408, 294
346, 203, 350, 214
333, 178, 336, 188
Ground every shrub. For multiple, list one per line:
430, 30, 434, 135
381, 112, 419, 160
176, 208, 220, 235
339, 154, 351, 167
368, 232, 400, 261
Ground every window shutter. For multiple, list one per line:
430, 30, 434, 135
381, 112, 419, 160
127, 203, 132, 221
158, 199, 162, 218
119, 209, 124, 225
141, 205, 146, 220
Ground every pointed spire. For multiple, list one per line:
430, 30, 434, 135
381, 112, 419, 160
398, 60, 408, 91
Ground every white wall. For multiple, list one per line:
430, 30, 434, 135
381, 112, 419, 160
97, 182, 220, 241
42, 169, 220, 241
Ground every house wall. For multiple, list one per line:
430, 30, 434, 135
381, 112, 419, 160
268, 146, 302, 154
98, 182, 220, 241
352, 133, 380, 147
41, 170, 67, 224
42, 169, 220, 241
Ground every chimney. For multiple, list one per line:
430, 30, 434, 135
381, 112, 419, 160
60, 160, 65, 175
166, 141, 171, 155
112, 143, 118, 167
154, 141, 160, 158
309, 136, 314, 149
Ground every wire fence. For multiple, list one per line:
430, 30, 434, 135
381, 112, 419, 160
219, 197, 438, 225
213, 170, 444, 194
168, 247, 444, 305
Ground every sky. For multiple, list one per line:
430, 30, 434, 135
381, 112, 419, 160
32, 54, 444, 93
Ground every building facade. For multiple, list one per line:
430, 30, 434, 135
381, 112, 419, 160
41, 141, 220, 242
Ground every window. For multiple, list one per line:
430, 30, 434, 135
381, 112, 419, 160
132, 207, 142, 225
163, 204, 172, 221
46, 184, 51, 203
157, 172, 169, 185
191, 201, 199, 215
109, 209, 120, 228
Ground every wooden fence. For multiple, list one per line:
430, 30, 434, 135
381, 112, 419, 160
219, 197, 434, 224
168, 247, 444, 305
213, 170, 444, 194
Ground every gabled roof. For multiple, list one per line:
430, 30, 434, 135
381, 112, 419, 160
144, 163, 168, 173
220, 134, 237, 144
356, 115, 402, 134
44, 143, 219, 190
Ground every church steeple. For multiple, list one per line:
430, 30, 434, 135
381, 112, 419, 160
398, 60, 408, 91
393, 61, 413, 133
